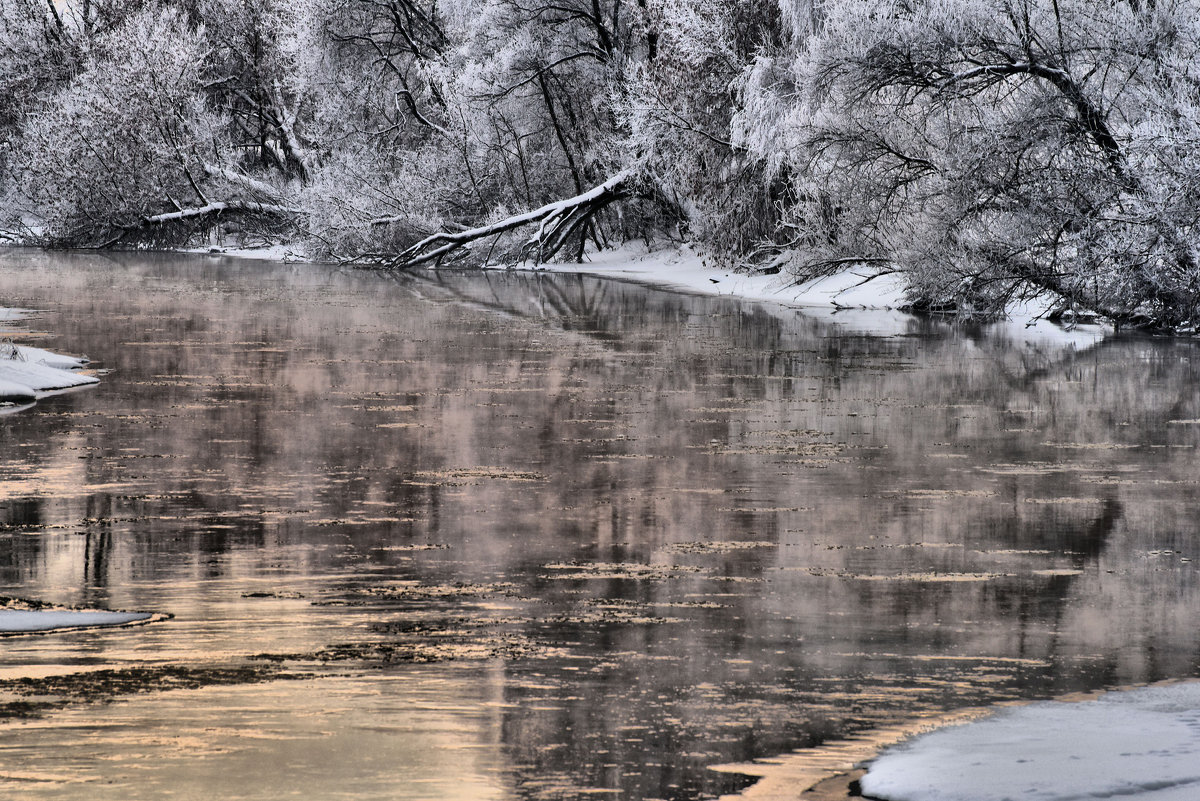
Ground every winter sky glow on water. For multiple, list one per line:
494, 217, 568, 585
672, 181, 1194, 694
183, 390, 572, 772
1, 250, 1200, 800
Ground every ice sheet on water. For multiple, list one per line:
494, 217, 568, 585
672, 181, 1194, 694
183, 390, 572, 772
0, 610, 153, 633
860, 682, 1200, 801
0, 307, 33, 322
0, 353, 98, 392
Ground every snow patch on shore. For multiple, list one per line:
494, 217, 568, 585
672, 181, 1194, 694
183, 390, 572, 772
188, 243, 305, 262
9, 344, 90, 370
200, 240, 1110, 348
860, 682, 1200, 801
524, 244, 1109, 348
526, 244, 906, 308
0, 358, 98, 394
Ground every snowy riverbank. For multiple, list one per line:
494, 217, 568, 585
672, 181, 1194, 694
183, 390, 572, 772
200, 239, 1112, 351
526, 243, 1111, 351
713, 682, 1200, 801
860, 682, 1200, 801
0, 333, 98, 409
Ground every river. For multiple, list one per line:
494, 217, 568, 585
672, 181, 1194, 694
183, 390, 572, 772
1, 249, 1198, 800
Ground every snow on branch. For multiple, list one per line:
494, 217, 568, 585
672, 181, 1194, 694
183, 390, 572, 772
141, 201, 299, 225
94, 200, 301, 247
387, 170, 632, 269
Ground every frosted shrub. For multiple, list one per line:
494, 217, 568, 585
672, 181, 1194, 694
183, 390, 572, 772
740, 0, 1200, 328
14, 7, 232, 245
300, 145, 450, 260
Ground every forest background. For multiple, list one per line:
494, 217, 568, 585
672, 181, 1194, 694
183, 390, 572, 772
4, 0, 1200, 330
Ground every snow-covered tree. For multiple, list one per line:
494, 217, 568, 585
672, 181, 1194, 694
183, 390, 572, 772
740, 0, 1200, 328
291, 0, 645, 263
0, 0, 82, 233
185, 0, 314, 183
5, 0, 1199, 331
623, 0, 785, 261
12, 5, 294, 245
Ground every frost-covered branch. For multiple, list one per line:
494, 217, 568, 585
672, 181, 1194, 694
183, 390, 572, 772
91, 200, 302, 248
140, 200, 299, 225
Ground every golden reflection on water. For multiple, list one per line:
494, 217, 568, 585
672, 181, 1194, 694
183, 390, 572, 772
0, 250, 1199, 799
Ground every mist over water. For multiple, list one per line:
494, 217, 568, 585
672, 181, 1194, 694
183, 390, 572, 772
1, 250, 1199, 800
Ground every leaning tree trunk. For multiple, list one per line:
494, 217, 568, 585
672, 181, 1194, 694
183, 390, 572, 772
385, 170, 631, 270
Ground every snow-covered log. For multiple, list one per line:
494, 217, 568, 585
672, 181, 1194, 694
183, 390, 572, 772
387, 170, 632, 269
95, 200, 301, 247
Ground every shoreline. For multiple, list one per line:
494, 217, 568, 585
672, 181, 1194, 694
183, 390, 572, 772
710, 707, 997, 801
178, 240, 1111, 350
5, 239, 1111, 350
715, 679, 1200, 800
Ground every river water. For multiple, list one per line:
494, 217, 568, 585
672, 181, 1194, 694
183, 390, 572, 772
1, 249, 1199, 800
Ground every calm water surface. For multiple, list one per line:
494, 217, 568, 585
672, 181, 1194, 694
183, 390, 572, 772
1, 250, 1199, 800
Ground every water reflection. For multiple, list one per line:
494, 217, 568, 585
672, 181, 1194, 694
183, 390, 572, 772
0, 249, 1198, 800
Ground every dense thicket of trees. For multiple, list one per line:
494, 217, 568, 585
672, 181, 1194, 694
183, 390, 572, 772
4, 0, 1200, 329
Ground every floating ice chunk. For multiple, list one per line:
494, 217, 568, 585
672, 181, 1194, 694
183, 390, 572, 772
0, 610, 153, 633
860, 682, 1200, 801
0, 357, 98, 393
0, 307, 32, 322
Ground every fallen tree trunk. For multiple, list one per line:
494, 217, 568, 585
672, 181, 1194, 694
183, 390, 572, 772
96, 200, 300, 248
141, 201, 299, 225
387, 170, 631, 269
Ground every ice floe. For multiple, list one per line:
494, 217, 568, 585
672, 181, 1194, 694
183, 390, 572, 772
0, 333, 98, 408
0, 610, 153, 633
859, 682, 1200, 801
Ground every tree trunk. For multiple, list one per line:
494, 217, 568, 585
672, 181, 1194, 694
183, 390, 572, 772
383, 170, 632, 269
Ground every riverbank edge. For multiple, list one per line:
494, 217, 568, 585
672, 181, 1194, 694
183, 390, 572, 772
178, 240, 1110, 349
3, 240, 1109, 348
714, 678, 1200, 800
709, 706, 999, 801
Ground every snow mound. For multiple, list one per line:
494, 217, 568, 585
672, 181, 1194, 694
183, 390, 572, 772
0, 377, 37, 403
860, 682, 1200, 801
530, 244, 1106, 347
10, 344, 90, 370
0, 610, 153, 633
0, 344, 98, 394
